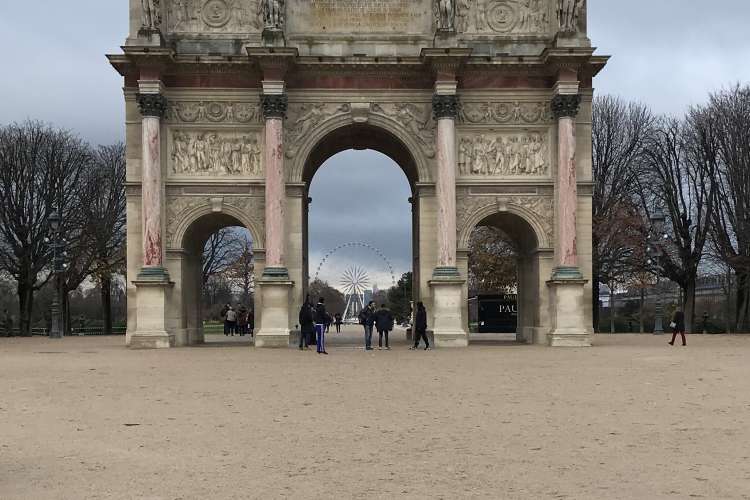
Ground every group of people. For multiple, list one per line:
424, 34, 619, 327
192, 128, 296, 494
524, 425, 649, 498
296, 298, 431, 353
220, 304, 254, 337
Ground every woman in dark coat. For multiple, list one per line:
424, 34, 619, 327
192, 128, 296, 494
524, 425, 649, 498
669, 310, 686, 346
298, 297, 314, 350
410, 302, 430, 350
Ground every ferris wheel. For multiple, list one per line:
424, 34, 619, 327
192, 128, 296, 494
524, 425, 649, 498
313, 242, 396, 287
339, 266, 370, 322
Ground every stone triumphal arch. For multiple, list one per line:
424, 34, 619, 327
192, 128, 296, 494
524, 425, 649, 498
109, 0, 607, 349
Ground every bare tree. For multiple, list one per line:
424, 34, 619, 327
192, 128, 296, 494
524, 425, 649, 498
226, 235, 254, 306
0, 122, 91, 336
642, 111, 720, 333
592, 96, 654, 331
706, 85, 750, 331
83, 144, 126, 335
202, 228, 243, 285
467, 226, 518, 296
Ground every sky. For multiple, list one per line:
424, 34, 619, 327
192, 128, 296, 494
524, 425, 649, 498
1, 1, 749, 290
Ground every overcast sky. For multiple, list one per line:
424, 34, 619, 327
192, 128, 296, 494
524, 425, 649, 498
1, 1, 749, 290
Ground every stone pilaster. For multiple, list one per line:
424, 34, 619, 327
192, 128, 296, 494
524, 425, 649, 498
547, 89, 590, 347
429, 90, 468, 347
131, 83, 173, 349
256, 90, 293, 348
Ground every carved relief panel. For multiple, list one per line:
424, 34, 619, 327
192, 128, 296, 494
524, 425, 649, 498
458, 131, 550, 178
168, 130, 263, 177
166, 100, 261, 124
458, 0, 551, 35
166, 0, 263, 34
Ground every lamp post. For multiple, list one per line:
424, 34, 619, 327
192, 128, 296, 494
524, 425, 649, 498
646, 205, 668, 335
45, 206, 67, 339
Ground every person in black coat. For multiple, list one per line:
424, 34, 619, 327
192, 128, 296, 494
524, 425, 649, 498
669, 310, 687, 346
314, 297, 329, 354
410, 302, 430, 350
375, 304, 394, 350
298, 296, 314, 350
359, 301, 376, 350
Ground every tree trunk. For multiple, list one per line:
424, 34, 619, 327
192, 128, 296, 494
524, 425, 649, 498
17, 279, 34, 337
592, 279, 601, 333
737, 271, 750, 332
609, 282, 616, 334
101, 276, 112, 335
724, 268, 733, 334
639, 288, 645, 333
684, 280, 697, 334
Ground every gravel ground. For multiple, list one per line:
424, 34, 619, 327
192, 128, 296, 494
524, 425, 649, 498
1, 330, 750, 500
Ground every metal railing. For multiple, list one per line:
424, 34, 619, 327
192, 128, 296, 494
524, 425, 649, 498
1, 326, 126, 337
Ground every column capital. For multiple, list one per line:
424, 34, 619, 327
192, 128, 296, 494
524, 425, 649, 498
432, 94, 460, 120
551, 94, 581, 119
261, 93, 288, 119
136, 93, 168, 118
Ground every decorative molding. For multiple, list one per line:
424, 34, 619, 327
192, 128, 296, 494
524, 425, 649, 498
460, 0, 550, 35
137, 93, 168, 118
371, 102, 436, 157
261, 93, 288, 119
457, 194, 553, 248
284, 103, 351, 159
432, 94, 460, 120
166, 195, 264, 248
551, 94, 581, 119
458, 131, 549, 177
166, 100, 261, 124
169, 130, 262, 177
166, 0, 263, 34
459, 100, 553, 124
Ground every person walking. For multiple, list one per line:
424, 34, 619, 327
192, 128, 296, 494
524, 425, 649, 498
669, 309, 687, 346
2, 310, 12, 337
247, 308, 255, 337
325, 312, 333, 334
359, 301, 376, 351
334, 312, 343, 333
314, 297, 329, 355
220, 303, 231, 336
225, 306, 237, 336
410, 302, 430, 350
237, 306, 248, 336
375, 304, 394, 350
299, 296, 314, 350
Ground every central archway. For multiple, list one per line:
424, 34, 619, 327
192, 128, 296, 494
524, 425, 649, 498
300, 122, 425, 346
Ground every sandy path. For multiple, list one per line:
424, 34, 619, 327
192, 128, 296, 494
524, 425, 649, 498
1, 331, 749, 499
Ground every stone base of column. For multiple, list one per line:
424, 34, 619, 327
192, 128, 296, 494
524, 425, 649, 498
256, 272, 293, 348
429, 275, 468, 348
262, 28, 286, 47
547, 277, 591, 347
131, 272, 174, 349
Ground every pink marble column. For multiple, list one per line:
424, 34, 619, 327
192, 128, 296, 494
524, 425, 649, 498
261, 93, 289, 278
136, 93, 168, 275
432, 94, 460, 278
551, 93, 583, 279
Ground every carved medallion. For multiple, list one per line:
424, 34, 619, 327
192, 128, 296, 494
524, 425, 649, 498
466, 0, 549, 34
487, 2, 517, 32
166, 100, 261, 124
460, 101, 552, 125
202, 0, 232, 27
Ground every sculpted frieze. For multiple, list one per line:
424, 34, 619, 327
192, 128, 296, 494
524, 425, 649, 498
170, 130, 262, 177
458, 131, 549, 177
167, 0, 262, 33
457, 194, 554, 246
166, 100, 261, 124
371, 103, 436, 157
166, 195, 264, 248
460, 101, 552, 125
284, 103, 351, 159
461, 0, 550, 34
